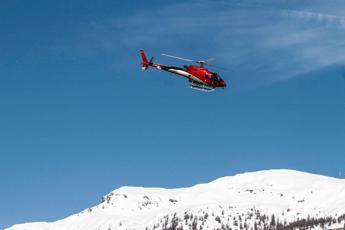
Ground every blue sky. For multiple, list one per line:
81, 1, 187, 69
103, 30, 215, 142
1, 0, 345, 229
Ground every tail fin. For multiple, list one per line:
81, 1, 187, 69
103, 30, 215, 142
140, 50, 152, 70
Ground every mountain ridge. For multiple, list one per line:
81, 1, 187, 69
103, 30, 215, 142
6, 169, 345, 230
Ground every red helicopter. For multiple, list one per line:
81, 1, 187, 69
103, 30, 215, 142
140, 50, 227, 92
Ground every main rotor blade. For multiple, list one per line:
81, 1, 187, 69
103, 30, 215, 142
207, 63, 227, 70
161, 53, 194, 62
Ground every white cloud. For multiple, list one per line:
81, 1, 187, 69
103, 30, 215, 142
283, 10, 345, 30
85, 0, 345, 88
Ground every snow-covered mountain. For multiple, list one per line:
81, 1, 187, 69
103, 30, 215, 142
6, 169, 345, 230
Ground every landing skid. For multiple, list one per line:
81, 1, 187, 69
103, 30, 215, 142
190, 82, 215, 92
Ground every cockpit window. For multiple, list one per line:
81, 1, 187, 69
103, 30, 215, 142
210, 73, 217, 80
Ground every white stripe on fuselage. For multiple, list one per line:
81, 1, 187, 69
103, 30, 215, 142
166, 68, 205, 85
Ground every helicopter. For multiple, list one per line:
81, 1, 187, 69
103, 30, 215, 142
140, 50, 227, 92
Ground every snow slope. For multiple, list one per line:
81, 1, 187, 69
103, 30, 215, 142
6, 169, 345, 230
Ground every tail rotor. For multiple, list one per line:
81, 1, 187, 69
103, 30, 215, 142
140, 50, 153, 71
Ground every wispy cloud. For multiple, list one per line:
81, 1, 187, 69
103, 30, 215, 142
81, 0, 345, 88
283, 10, 345, 30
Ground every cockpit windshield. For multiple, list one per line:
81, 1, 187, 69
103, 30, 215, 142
210, 73, 218, 80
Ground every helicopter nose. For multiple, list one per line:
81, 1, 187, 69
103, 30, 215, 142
220, 81, 226, 87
